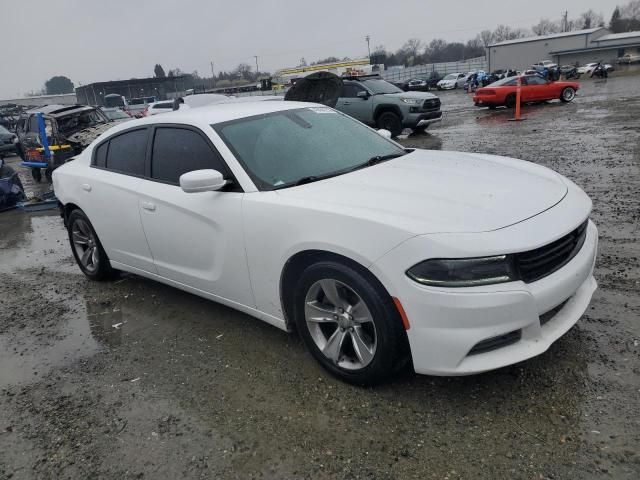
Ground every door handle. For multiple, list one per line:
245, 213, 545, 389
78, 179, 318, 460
141, 201, 156, 212
343, 101, 351, 105
81, 184, 92, 192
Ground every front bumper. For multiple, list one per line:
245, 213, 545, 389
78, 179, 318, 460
405, 111, 443, 128
371, 218, 598, 376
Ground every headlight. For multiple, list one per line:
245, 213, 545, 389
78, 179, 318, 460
400, 98, 422, 105
406, 255, 517, 287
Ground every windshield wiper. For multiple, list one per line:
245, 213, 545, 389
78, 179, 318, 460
346, 152, 407, 173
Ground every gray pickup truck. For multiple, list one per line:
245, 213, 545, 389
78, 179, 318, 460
335, 76, 442, 136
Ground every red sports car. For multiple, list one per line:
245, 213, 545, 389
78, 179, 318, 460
473, 75, 580, 109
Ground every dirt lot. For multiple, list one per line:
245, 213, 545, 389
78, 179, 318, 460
1, 74, 639, 480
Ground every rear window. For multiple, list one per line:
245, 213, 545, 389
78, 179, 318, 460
104, 128, 147, 175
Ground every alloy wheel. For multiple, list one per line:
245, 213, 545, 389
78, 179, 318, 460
304, 279, 377, 370
71, 219, 99, 273
563, 88, 576, 101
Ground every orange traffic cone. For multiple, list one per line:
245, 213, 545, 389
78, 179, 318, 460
509, 76, 526, 122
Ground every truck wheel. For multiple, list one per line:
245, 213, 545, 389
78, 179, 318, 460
376, 111, 403, 137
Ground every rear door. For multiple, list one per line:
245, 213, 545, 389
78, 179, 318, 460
137, 124, 253, 306
85, 127, 157, 273
335, 83, 374, 124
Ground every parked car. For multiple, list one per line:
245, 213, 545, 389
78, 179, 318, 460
335, 76, 442, 136
0, 125, 19, 158
436, 73, 466, 90
16, 104, 112, 156
144, 100, 183, 116
533, 60, 558, 69
100, 108, 133, 122
473, 75, 579, 108
405, 78, 430, 92
128, 96, 157, 117
617, 53, 640, 64
53, 100, 597, 385
577, 63, 614, 75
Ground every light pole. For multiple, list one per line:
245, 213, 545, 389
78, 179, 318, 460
365, 35, 371, 62
254, 56, 259, 76
210, 61, 215, 89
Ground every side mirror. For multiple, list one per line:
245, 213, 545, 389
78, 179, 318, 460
179, 169, 227, 193
357, 91, 369, 99
377, 129, 392, 139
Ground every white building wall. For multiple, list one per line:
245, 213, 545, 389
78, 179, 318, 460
488, 30, 609, 71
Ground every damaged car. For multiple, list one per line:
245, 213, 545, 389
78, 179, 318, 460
54, 100, 597, 385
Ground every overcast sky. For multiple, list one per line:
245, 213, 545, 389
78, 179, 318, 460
1, 0, 621, 98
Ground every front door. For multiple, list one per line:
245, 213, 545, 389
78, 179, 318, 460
137, 125, 253, 306
335, 83, 373, 124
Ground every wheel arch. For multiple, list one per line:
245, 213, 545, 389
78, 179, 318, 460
373, 104, 403, 122
279, 249, 395, 332
61, 202, 82, 227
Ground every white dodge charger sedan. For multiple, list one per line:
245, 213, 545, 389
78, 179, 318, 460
53, 101, 598, 384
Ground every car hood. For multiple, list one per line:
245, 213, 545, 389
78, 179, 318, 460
276, 150, 568, 234
379, 91, 438, 100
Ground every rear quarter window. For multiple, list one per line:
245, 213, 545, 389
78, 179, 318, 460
103, 128, 147, 176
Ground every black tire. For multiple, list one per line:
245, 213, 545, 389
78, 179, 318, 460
67, 209, 115, 281
488, 105, 497, 110
293, 260, 409, 385
505, 93, 517, 108
560, 87, 576, 103
45, 168, 53, 183
375, 111, 403, 137
31, 168, 42, 182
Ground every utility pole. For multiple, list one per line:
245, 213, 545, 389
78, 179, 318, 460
562, 11, 568, 32
365, 35, 371, 61
254, 55, 259, 77
210, 61, 215, 89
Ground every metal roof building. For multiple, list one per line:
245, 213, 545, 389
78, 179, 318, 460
487, 28, 611, 71
75, 76, 191, 106
549, 30, 640, 66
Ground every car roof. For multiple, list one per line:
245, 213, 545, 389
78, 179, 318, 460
101, 100, 321, 135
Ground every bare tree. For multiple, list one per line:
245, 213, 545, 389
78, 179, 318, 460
532, 18, 560, 35
620, 0, 640, 19
492, 25, 527, 43
478, 30, 494, 47
580, 9, 604, 29
233, 63, 252, 79
402, 38, 424, 59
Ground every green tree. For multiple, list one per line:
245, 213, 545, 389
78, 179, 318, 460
44, 76, 74, 94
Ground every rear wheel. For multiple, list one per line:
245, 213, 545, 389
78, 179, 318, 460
376, 111, 403, 137
294, 261, 408, 385
505, 93, 517, 108
67, 209, 114, 280
560, 87, 576, 103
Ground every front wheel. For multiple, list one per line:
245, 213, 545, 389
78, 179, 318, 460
294, 261, 408, 385
67, 209, 114, 280
505, 93, 517, 108
560, 87, 576, 103
375, 111, 403, 137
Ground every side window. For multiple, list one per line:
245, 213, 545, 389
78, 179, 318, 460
527, 76, 546, 85
28, 116, 39, 133
151, 127, 227, 184
340, 83, 364, 98
105, 128, 147, 175
93, 141, 108, 168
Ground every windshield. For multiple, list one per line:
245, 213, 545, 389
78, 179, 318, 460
0, 125, 10, 135
488, 76, 519, 86
103, 109, 130, 120
443, 74, 458, 80
56, 109, 108, 135
104, 95, 125, 108
213, 107, 405, 190
360, 79, 403, 94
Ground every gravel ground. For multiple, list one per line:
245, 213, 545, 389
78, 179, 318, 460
0, 74, 639, 480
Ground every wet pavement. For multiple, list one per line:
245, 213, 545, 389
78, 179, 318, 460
1, 74, 639, 479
